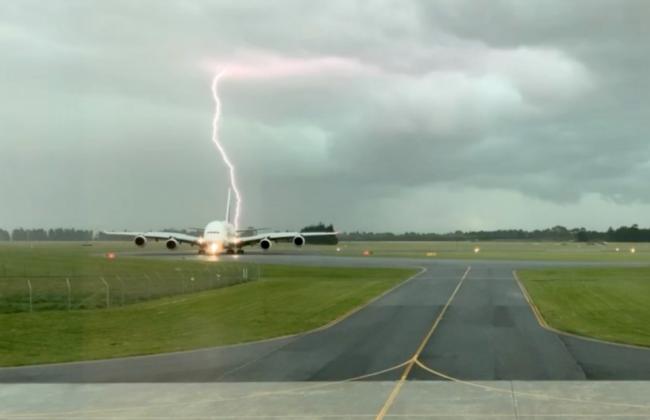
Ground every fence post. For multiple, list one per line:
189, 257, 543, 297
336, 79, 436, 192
27, 279, 33, 312
243, 267, 248, 281
101, 277, 110, 309
66, 278, 71, 311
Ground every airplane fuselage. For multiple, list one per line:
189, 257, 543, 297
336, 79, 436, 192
199, 220, 239, 254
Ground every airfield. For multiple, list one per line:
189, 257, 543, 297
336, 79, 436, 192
1, 241, 650, 418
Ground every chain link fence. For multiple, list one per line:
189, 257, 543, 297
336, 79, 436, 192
0, 264, 259, 313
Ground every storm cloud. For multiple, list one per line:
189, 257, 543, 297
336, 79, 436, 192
1, 0, 649, 232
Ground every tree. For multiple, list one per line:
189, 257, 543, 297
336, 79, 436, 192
11, 228, 27, 241
301, 223, 338, 244
0, 229, 10, 241
574, 229, 589, 242
48, 228, 94, 241
301, 223, 335, 233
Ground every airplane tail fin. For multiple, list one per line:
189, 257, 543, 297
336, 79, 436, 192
225, 188, 232, 224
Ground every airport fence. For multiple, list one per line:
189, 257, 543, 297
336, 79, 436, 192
0, 264, 260, 313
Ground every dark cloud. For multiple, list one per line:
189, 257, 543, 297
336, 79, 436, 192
1, 0, 649, 231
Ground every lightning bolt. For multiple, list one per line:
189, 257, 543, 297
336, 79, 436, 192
211, 70, 242, 229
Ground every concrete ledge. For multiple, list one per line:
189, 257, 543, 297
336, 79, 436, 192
2, 381, 650, 419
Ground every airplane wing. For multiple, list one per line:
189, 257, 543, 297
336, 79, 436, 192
236, 231, 338, 247
102, 231, 201, 245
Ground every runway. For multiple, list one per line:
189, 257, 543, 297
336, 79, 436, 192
1, 254, 649, 382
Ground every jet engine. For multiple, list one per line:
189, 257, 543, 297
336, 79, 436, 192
259, 238, 272, 250
293, 235, 305, 247
134, 235, 147, 247
166, 238, 179, 250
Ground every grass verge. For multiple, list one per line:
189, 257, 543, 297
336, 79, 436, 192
0, 264, 416, 366
518, 267, 650, 347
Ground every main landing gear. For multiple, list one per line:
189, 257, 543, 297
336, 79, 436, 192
198, 248, 244, 255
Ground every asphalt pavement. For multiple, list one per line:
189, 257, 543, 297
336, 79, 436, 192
1, 253, 649, 382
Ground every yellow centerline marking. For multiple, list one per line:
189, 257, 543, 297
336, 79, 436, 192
414, 358, 650, 411
4, 269, 430, 419
375, 266, 471, 420
4, 360, 414, 419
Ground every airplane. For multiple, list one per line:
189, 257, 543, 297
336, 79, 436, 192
103, 190, 338, 255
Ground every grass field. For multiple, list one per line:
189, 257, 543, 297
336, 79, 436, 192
518, 267, 650, 347
0, 243, 259, 312
2, 240, 650, 365
0, 241, 237, 276
4, 239, 650, 263
311, 240, 650, 262
0, 243, 415, 366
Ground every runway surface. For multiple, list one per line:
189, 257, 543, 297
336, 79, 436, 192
1, 253, 649, 382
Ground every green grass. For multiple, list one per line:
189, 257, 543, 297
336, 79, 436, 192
0, 241, 236, 277
0, 243, 258, 312
304, 240, 650, 262
4, 239, 650, 263
0, 263, 415, 366
3, 240, 650, 366
518, 267, 650, 347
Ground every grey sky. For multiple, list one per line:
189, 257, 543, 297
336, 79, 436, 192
1, 0, 649, 232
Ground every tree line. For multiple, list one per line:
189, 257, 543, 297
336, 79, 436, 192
3, 224, 650, 243
0, 228, 93, 241
341, 225, 650, 242
300, 223, 338, 244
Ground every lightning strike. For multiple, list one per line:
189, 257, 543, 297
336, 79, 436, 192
211, 70, 242, 229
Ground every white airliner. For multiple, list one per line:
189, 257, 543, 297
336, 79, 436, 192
104, 191, 337, 255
